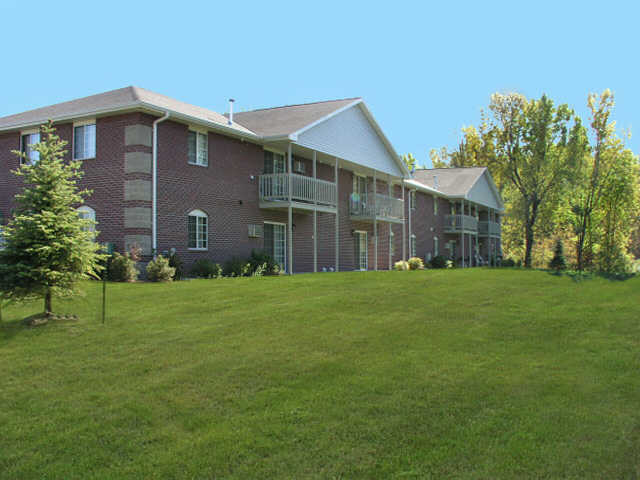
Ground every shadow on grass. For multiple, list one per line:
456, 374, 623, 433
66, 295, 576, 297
547, 270, 637, 282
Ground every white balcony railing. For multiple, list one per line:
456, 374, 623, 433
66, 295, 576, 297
478, 221, 501, 237
349, 193, 404, 221
444, 214, 478, 232
259, 173, 337, 207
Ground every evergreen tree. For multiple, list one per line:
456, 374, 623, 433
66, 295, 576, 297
0, 122, 105, 316
548, 239, 567, 271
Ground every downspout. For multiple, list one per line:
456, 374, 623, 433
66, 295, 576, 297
152, 111, 170, 257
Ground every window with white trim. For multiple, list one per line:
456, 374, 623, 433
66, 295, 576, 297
433, 196, 438, 215
21, 132, 40, 165
188, 131, 208, 166
73, 124, 96, 160
390, 230, 395, 257
188, 209, 208, 249
434, 236, 439, 257
263, 150, 286, 173
76, 206, 96, 234
410, 234, 416, 257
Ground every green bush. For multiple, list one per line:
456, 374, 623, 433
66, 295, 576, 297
190, 259, 221, 279
168, 253, 184, 280
248, 250, 281, 276
107, 252, 139, 282
223, 256, 251, 277
407, 257, 424, 270
394, 260, 409, 271
430, 255, 449, 269
501, 258, 516, 267
146, 255, 176, 282
549, 239, 567, 271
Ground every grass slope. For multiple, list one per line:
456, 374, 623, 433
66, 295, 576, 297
1, 269, 639, 479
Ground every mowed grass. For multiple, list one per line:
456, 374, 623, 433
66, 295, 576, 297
1, 269, 639, 479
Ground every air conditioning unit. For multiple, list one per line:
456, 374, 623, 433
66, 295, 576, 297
248, 224, 263, 238
293, 160, 306, 174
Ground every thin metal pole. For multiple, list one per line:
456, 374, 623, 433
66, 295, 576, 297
335, 158, 339, 272
287, 144, 293, 275
373, 171, 377, 271
313, 150, 317, 273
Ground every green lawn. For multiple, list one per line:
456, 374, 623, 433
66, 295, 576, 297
1, 269, 639, 479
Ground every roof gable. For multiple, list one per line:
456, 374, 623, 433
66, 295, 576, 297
295, 103, 406, 177
230, 98, 359, 137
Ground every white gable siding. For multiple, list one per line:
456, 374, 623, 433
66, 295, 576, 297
295, 105, 403, 177
468, 172, 502, 210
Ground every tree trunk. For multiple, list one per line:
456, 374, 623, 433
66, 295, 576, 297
524, 222, 535, 268
44, 290, 52, 315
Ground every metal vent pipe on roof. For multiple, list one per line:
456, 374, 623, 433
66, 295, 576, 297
228, 98, 235, 125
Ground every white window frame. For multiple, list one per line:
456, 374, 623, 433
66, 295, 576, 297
434, 236, 439, 257
188, 209, 208, 250
433, 195, 438, 215
263, 147, 286, 174
76, 205, 96, 234
20, 129, 40, 165
188, 129, 208, 167
389, 230, 395, 257
73, 119, 96, 161
410, 234, 417, 257
264, 221, 287, 271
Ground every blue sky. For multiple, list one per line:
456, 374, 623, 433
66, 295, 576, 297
1, 0, 637, 167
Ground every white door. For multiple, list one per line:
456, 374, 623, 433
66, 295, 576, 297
354, 231, 368, 270
264, 222, 286, 271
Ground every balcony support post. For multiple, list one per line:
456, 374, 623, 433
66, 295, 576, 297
402, 184, 406, 261
313, 150, 317, 273
335, 158, 339, 272
460, 200, 465, 268
373, 171, 378, 271
388, 178, 392, 270
408, 189, 412, 258
287, 143, 293, 275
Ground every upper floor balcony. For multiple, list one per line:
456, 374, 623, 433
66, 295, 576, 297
478, 220, 501, 237
443, 214, 478, 234
349, 193, 404, 224
258, 173, 337, 213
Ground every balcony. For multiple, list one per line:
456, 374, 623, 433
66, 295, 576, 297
258, 173, 337, 213
349, 193, 404, 224
443, 214, 478, 233
478, 220, 501, 237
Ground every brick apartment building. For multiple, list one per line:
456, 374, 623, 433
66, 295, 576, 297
0, 87, 503, 273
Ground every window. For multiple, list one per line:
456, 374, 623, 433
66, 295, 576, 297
188, 131, 208, 166
21, 132, 40, 165
390, 230, 395, 257
354, 231, 368, 270
188, 209, 208, 249
410, 190, 416, 210
434, 236, 439, 257
433, 196, 438, 215
410, 234, 416, 257
76, 206, 96, 234
73, 124, 96, 160
263, 150, 285, 173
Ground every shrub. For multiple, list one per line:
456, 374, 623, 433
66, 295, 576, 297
223, 256, 251, 277
168, 253, 184, 280
248, 250, 281, 276
394, 260, 409, 271
146, 255, 175, 282
407, 257, 424, 270
549, 239, 567, 271
190, 259, 221, 279
107, 252, 139, 282
430, 255, 449, 269
501, 258, 516, 267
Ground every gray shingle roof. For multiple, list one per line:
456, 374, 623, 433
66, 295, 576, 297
0, 86, 255, 135
230, 98, 361, 137
412, 167, 487, 196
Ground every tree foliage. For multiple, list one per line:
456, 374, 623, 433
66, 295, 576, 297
0, 122, 105, 315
